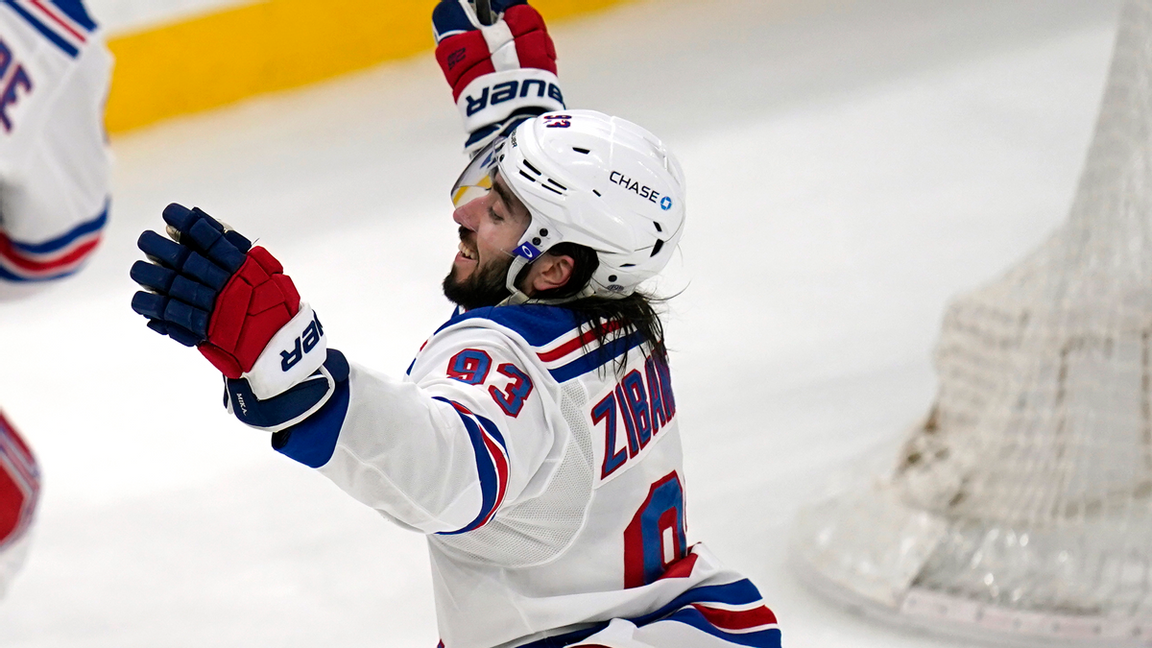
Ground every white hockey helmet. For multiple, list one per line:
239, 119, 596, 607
451, 109, 686, 301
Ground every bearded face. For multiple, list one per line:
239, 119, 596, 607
442, 226, 514, 309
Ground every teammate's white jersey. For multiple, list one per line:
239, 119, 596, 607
274, 304, 781, 648
0, 0, 111, 285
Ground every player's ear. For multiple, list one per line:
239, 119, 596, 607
526, 252, 574, 295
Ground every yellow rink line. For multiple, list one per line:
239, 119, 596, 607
105, 0, 632, 134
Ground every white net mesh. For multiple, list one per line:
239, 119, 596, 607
793, 2, 1152, 645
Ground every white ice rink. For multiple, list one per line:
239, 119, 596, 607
0, 0, 1131, 645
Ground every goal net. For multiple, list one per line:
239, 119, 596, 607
792, 2, 1152, 645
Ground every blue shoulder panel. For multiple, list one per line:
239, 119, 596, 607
436, 304, 579, 347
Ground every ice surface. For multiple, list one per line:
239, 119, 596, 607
0, 0, 1128, 645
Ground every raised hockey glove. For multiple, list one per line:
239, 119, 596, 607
130, 204, 344, 431
433, 0, 564, 155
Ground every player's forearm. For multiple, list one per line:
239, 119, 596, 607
128, 205, 497, 534
0, 17, 113, 290
276, 362, 493, 534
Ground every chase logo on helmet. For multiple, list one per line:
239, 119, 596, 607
609, 171, 664, 207
660, 196, 673, 211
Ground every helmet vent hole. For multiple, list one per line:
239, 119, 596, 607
546, 178, 567, 191
654, 221, 663, 232
608, 275, 618, 282
542, 184, 563, 195
650, 239, 665, 257
593, 189, 602, 197
573, 147, 591, 154
620, 264, 636, 268
519, 170, 537, 183
523, 160, 542, 175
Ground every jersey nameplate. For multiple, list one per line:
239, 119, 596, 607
591, 353, 677, 485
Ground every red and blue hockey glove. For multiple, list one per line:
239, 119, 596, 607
433, 0, 564, 155
131, 203, 347, 432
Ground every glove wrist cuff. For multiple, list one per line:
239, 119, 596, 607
456, 68, 564, 136
243, 303, 327, 399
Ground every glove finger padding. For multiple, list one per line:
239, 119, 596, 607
198, 245, 300, 379
131, 204, 322, 393
161, 203, 251, 269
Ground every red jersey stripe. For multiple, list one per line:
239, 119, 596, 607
0, 233, 100, 273
537, 320, 622, 363
27, 0, 87, 43
691, 603, 778, 631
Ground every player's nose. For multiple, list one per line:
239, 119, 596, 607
452, 196, 484, 231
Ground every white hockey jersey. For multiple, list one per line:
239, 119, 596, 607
273, 304, 781, 648
0, 0, 111, 285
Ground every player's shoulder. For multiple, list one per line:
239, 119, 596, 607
432, 303, 648, 384
439, 303, 581, 347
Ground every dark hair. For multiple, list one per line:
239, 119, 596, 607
523, 243, 668, 370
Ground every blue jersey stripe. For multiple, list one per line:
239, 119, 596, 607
434, 398, 506, 536
47, 0, 96, 31
520, 576, 778, 641
632, 579, 769, 626
548, 331, 644, 383
518, 579, 773, 647
10, 201, 107, 254
438, 304, 580, 347
1, 0, 79, 57
432, 304, 649, 383
0, 261, 82, 282
662, 607, 781, 647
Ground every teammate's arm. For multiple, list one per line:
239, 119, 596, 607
0, 1, 112, 296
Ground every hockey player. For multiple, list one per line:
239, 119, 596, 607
0, 0, 112, 598
129, 1, 779, 646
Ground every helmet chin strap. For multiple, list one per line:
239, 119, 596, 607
501, 254, 533, 305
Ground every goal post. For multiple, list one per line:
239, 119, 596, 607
792, 1, 1152, 645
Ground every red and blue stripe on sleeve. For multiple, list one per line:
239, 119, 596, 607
518, 577, 781, 647
0, 202, 106, 282
433, 397, 510, 535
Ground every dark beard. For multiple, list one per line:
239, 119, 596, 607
442, 255, 513, 310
